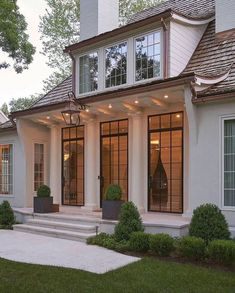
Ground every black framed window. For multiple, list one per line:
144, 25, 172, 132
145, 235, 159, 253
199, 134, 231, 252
100, 120, 128, 205
148, 112, 183, 213
62, 126, 84, 206
34, 144, 44, 191
0, 144, 13, 195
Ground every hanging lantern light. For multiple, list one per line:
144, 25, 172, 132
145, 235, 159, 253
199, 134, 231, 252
61, 92, 88, 126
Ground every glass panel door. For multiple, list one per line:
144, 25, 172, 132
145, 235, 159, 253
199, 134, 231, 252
148, 113, 183, 213
100, 120, 128, 205
62, 126, 84, 206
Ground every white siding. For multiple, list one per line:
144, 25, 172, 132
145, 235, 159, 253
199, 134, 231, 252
216, 0, 235, 34
169, 21, 207, 77
186, 98, 235, 227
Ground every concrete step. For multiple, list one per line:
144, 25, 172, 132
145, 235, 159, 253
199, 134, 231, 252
26, 219, 97, 234
33, 213, 101, 226
13, 224, 96, 243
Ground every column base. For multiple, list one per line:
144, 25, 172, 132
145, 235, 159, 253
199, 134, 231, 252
81, 204, 100, 212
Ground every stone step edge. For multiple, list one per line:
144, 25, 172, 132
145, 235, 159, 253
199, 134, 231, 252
26, 219, 97, 232
13, 224, 96, 239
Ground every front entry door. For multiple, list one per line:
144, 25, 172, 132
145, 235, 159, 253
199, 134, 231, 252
148, 112, 183, 213
62, 126, 84, 206
100, 119, 128, 206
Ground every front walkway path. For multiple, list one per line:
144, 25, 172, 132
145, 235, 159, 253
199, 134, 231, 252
0, 230, 139, 274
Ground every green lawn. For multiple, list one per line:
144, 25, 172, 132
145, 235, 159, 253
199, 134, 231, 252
0, 257, 234, 293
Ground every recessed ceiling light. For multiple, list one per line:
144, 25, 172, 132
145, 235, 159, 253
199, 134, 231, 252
164, 95, 169, 99
46, 116, 50, 120
108, 104, 112, 109
134, 100, 139, 104
85, 109, 89, 113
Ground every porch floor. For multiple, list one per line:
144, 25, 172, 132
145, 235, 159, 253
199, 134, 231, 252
13, 206, 190, 227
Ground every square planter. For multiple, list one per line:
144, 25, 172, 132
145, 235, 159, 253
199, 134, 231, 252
34, 197, 53, 213
102, 200, 124, 220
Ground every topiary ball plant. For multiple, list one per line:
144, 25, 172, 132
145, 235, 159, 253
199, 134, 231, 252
114, 201, 144, 241
189, 203, 230, 243
105, 184, 122, 201
37, 185, 51, 198
0, 200, 15, 228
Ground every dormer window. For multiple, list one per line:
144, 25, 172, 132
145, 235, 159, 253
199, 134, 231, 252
135, 31, 161, 82
105, 42, 127, 88
79, 52, 98, 94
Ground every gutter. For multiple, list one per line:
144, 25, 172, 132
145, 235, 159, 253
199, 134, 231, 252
192, 90, 235, 104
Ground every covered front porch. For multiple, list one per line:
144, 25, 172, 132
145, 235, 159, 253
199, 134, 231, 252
13, 78, 195, 219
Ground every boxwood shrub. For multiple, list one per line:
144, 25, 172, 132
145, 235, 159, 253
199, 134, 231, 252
114, 202, 143, 241
37, 185, 51, 198
105, 184, 122, 201
189, 204, 230, 242
208, 240, 235, 265
149, 233, 174, 256
0, 201, 15, 229
177, 236, 206, 260
129, 232, 150, 252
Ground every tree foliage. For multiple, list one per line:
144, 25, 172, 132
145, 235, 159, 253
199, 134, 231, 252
0, 0, 35, 73
39, 0, 163, 92
0, 103, 9, 116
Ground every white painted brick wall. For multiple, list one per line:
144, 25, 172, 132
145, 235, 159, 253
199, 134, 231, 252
216, 0, 235, 34
80, 0, 119, 41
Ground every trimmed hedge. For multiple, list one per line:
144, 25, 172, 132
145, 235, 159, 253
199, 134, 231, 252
37, 185, 51, 198
208, 240, 235, 265
105, 184, 122, 201
177, 236, 206, 260
189, 204, 230, 242
0, 201, 15, 229
87, 233, 130, 252
149, 234, 174, 257
129, 232, 150, 252
114, 202, 143, 241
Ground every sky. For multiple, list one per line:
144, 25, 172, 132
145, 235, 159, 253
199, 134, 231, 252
0, 0, 52, 106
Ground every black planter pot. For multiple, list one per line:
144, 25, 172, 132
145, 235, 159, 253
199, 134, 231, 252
34, 197, 53, 213
102, 200, 124, 220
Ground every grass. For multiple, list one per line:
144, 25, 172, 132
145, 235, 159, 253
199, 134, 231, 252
0, 257, 235, 293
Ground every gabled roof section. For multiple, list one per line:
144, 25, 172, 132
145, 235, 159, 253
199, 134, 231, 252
0, 120, 16, 133
184, 20, 235, 97
128, 0, 215, 23
30, 76, 72, 109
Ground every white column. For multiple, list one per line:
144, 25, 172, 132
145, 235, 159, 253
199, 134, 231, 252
49, 125, 60, 204
130, 114, 145, 213
83, 120, 99, 210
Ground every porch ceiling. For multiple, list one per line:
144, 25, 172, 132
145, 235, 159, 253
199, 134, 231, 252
23, 86, 185, 127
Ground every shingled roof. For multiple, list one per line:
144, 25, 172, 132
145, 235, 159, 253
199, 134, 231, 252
0, 120, 16, 132
30, 75, 72, 109
16, 0, 235, 112
184, 20, 235, 97
128, 0, 215, 23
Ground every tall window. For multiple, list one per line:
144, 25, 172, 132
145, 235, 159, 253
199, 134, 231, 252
148, 113, 183, 213
0, 144, 13, 194
105, 42, 127, 88
135, 31, 161, 82
224, 119, 235, 207
79, 52, 98, 94
34, 144, 44, 191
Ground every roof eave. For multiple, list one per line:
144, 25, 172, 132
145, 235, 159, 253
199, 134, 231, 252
64, 9, 173, 53
193, 90, 235, 104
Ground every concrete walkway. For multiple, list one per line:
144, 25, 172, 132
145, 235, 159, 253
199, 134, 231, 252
0, 230, 139, 274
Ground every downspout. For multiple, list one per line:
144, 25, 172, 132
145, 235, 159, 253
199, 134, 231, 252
161, 17, 169, 79
68, 51, 76, 94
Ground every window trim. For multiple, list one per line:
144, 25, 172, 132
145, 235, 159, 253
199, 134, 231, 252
103, 39, 129, 90
0, 143, 14, 197
78, 50, 99, 95
133, 28, 163, 85
221, 115, 235, 211
33, 143, 45, 192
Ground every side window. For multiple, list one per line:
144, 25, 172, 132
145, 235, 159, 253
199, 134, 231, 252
34, 144, 44, 192
0, 144, 13, 194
